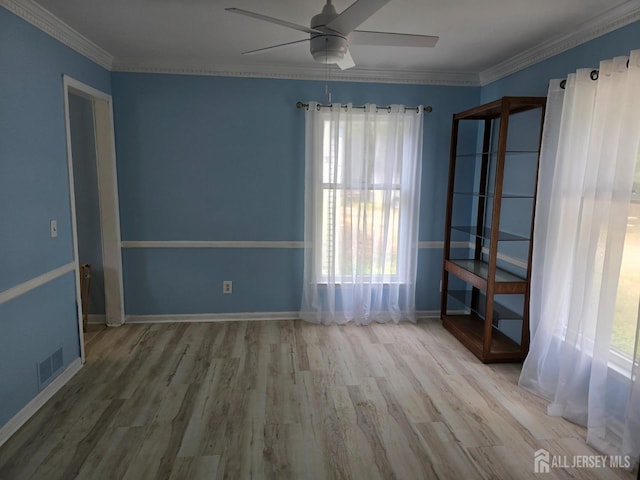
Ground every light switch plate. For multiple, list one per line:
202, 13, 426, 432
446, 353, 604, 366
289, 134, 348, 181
50, 220, 58, 238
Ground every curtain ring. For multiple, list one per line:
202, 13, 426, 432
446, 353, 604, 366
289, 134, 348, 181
415, 107, 420, 114
387, 106, 392, 113
590, 70, 599, 80
316, 104, 321, 111
560, 79, 566, 89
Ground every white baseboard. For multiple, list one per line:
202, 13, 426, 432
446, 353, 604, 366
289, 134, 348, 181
125, 311, 300, 324
0, 357, 83, 448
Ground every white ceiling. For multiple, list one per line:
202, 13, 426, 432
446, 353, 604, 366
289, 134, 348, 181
21, 0, 640, 84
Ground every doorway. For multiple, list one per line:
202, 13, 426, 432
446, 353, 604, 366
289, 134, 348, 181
63, 76, 124, 362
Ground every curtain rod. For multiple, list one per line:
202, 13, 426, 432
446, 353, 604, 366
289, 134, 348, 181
296, 101, 432, 113
560, 60, 630, 89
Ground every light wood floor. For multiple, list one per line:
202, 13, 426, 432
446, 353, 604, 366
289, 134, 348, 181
0, 319, 634, 480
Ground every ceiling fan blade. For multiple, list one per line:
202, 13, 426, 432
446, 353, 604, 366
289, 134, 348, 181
242, 38, 310, 56
351, 30, 439, 48
226, 8, 321, 35
325, 0, 390, 35
337, 50, 356, 70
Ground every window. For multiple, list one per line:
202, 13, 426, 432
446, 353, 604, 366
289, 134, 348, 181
318, 115, 404, 282
612, 151, 640, 360
519, 53, 640, 462
312, 107, 420, 284
300, 103, 423, 324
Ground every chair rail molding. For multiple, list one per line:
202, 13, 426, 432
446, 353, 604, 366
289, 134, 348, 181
0, 262, 75, 305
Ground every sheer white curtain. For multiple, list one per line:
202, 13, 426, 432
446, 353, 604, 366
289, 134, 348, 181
520, 51, 640, 466
300, 103, 423, 325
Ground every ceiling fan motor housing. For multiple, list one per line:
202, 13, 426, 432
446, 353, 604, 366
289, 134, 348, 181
310, 34, 348, 63
227, 0, 438, 69
310, 1, 347, 63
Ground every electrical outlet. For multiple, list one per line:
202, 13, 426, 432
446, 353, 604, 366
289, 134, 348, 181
223, 280, 232, 294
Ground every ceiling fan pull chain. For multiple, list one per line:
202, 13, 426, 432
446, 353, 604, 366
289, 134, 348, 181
324, 38, 332, 103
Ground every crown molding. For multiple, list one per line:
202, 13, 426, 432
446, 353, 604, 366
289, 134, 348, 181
479, 0, 640, 86
0, 0, 114, 69
111, 61, 480, 87
4, 0, 637, 87
1, 1, 474, 85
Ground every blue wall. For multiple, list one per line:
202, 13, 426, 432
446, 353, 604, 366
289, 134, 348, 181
69, 93, 105, 315
0, 7, 110, 426
111, 73, 480, 315
0, 275, 80, 425
479, 20, 640, 342
482, 20, 640, 100
110, 20, 640, 319
481, 20, 640, 426
2, 0, 638, 435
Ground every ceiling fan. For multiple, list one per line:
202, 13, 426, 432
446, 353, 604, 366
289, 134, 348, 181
226, 0, 438, 70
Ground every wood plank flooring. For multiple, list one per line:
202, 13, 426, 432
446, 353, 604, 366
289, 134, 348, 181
0, 319, 634, 480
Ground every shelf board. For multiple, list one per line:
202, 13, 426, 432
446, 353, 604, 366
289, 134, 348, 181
451, 225, 529, 242
442, 313, 525, 362
447, 290, 523, 321
445, 259, 527, 293
443, 97, 542, 364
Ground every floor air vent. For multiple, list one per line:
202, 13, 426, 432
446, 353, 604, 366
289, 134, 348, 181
38, 347, 63, 391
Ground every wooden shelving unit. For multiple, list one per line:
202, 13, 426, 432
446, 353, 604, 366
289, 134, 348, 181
440, 96, 546, 363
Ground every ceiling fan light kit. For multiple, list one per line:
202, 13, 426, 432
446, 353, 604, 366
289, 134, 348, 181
310, 1, 347, 63
226, 0, 439, 70
310, 35, 348, 63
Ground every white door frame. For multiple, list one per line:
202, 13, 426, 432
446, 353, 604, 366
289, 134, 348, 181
63, 75, 125, 362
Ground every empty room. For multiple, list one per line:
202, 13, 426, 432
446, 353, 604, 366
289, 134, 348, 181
0, 0, 639, 478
